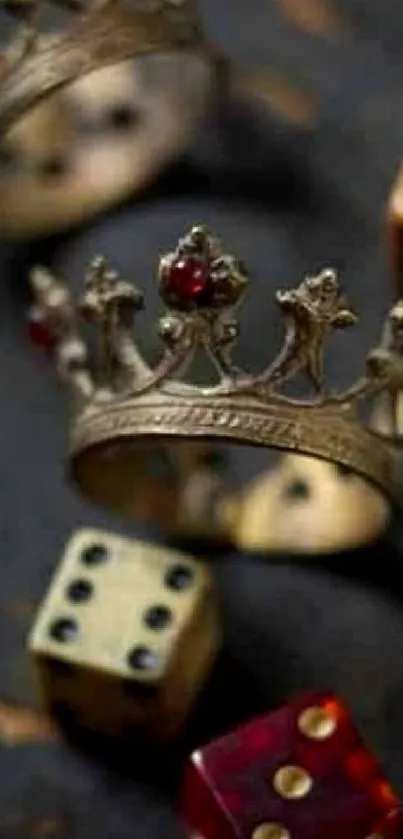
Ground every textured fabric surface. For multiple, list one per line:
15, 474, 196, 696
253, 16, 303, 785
1, 1, 403, 837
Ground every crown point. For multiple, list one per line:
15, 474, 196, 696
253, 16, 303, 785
92, 255, 106, 269
320, 267, 337, 280
31, 266, 53, 294
190, 224, 208, 244
390, 300, 403, 324
159, 228, 250, 311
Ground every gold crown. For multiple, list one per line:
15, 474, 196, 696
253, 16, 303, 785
0, 0, 210, 137
29, 224, 403, 517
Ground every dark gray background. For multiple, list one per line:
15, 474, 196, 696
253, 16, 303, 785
2, 1, 403, 837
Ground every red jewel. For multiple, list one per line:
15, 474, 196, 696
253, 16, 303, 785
161, 256, 209, 307
27, 306, 55, 350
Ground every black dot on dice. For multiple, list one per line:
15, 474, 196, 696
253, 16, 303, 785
81, 543, 109, 566
108, 105, 140, 131
66, 578, 93, 603
127, 646, 159, 672
164, 564, 194, 591
284, 479, 310, 502
49, 617, 79, 643
144, 604, 172, 631
37, 155, 69, 180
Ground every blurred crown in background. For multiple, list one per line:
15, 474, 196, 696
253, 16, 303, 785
0, 0, 208, 133
0, 0, 218, 237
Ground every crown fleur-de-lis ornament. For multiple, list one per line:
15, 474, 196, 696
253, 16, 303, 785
79, 256, 148, 387
28, 225, 403, 523
156, 225, 250, 385
257, 268, 358, 397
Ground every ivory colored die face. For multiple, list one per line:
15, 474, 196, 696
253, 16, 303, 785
29, 529, 219, 742
229, 454, 390, 554
181, 693, 402, 839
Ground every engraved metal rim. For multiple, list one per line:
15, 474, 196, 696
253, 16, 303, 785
68, 419, 398, 517
69, 398, 392, 481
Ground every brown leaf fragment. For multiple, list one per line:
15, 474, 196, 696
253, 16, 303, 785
29, 818, 64, 837
0, 700, 57, 746
237, 70, 318, 127
0, 814, 65, 838
5, 599, 36, 622
275, 0, 342, 37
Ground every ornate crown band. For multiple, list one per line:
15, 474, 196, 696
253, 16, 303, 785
0, 0, 211, 136
29, 225, 403, 517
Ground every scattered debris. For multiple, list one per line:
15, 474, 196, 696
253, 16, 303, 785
239, 70, 318, 127
29, 817, 64, 837
5, 599, 36, 623
0, 815, 66, 838
275, 0, 342, 37
0, 700, 57, 746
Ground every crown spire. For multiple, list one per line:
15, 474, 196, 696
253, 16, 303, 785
366, 300, 403, 437
79, 255, 149, 388
258, 268, 358, 397
155, 224, 250, 386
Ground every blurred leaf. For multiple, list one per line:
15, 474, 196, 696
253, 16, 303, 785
237, 69, 318, 127
274, 0, 343, 37
0, 700, 56, 746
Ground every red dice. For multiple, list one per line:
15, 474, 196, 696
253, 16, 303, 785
181, 693, 402, 839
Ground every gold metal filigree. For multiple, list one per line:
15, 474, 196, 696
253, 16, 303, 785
29, 225, 403, 517
264, 269, 358, 395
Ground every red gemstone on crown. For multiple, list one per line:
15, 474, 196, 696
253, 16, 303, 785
28, 306, 55, 350
161, 256, 210, 308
